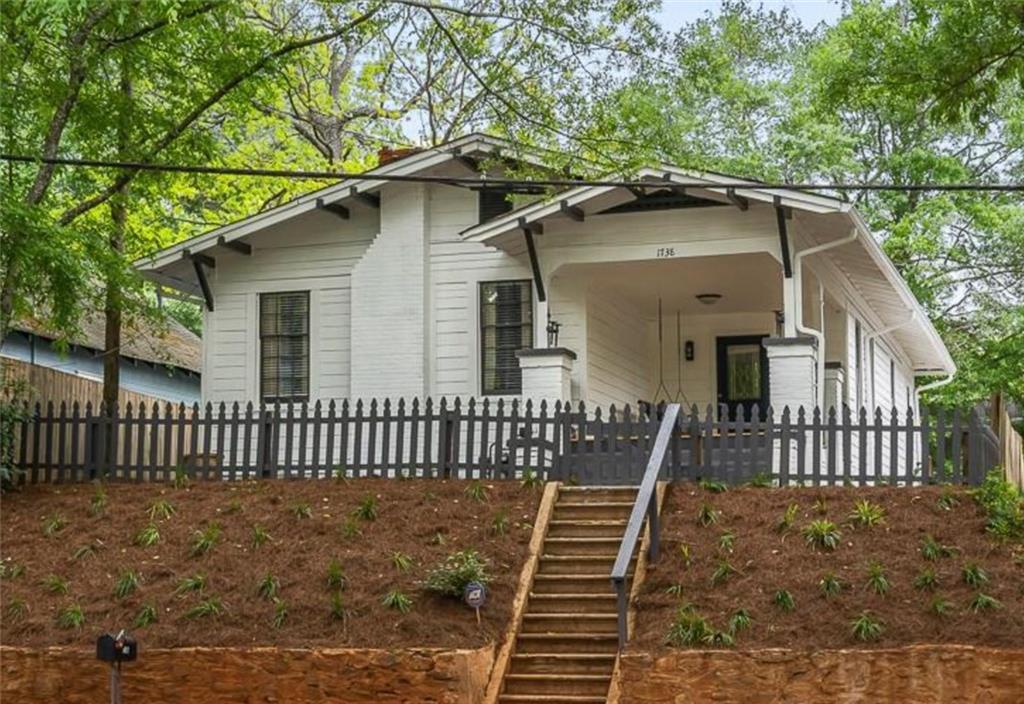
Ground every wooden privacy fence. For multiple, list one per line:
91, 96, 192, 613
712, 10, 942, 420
6, 398, 1001, 486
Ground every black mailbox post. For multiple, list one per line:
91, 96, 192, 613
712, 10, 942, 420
97, 631, 136, 704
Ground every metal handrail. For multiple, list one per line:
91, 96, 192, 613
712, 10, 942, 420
609, 402, 680, 649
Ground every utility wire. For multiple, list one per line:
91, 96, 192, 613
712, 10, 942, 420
2, 153, 1023, 192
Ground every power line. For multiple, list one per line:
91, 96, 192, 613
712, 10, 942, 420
3, 153, 1024, 192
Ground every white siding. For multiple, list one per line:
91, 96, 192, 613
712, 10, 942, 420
585, 291, 650, 409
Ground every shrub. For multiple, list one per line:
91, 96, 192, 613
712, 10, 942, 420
381, 589, 413, 613
134, 603, 158, 628
849, 499, 885, 527
803, 520, 841, 551
819, 572, 843, 598
850, 611, 883, 641
172, 465, 189, 489
189, 523, 221, 557
968, 593, 1002, 612
929, 596, 953, 617
326, 559, 346, 590
257, 573, 280, 600
464, 480, 488, 503
291, 502, 312, 519
5, 599, 28, 622
89, 484, 108, 517
697, 502, 721, 527
773, 589, 795, 612
666, 604, 715, 647
114, 569, 140, 599
521, 468, 543, 490
491, 509, 510, 536
717, 531, 736, 553
148, 499, 176, 521
56, 603, 85, 630
42, 513, 67, 537
914, 567, 939, 591
776, 503, 799, 533
251, 524, 271, 548
921, 534, 956, 561
962, 563, 989, 588
865, 562, 890, 595
353, 495, 379, 521
728, 608, 751, 633
174, 573, 206, 596
699, 478, 728, 494
134, 523, 161, 547
329, 591, 348, 622
272, 599, 288, 629
44, 574, 69, 595
186, 597, 224, 619
391, 551, 414, 572
973, 470, 1023, 540
711, 560, 737, 586
422, 550, 490, 597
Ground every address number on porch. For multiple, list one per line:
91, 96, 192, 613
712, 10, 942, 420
656, 247, 677, 258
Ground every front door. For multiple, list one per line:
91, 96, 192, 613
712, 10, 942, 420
716, 335, 769, 420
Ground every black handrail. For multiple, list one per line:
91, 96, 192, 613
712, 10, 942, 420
609, 403, 680, 649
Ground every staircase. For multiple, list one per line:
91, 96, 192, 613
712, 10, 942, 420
497, 485, 638, 704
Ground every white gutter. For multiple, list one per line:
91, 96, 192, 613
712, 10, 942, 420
793, 227, 859, 410
914, 371, 956, 406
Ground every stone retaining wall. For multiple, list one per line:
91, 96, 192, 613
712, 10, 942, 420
0, 645, 494, 704
613, 645, 1024, 703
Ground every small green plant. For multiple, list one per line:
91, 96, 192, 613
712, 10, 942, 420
332, 466, 349, 482
72, 542, 101, 561
42, 513, 67, 537
850, 611, 884, 642
967, 592, 1002, 612
802, 520, 841, 551
189, 522, 221, 557
89, 484, 108, 516
728, 608, 751, 633
174, 573, 207, 596
865, 562, 890, 595
962, 563, 989, 587
920, 534, 955, 561
326, 559, 346, 590
340, 517, 363, 539
717, 530, 736, 553
748, 471, 772, 488
56, 603, 85, 630
257, 573, 280, 600
329, 591, 348, 622
431, 530, 447, 546
5, 599, 28, 621
134, 603, 158, 628
711, 560, 737, 586
353, 494, 379, 521
521, 468, 543, 490
134, 523, 161, 547
937, 489, 960, 511
114, 569, 140, 599
186, 597, 224, 619
665, 582, 686, 597
914, 567, 939, 591
929, 596, 953, 616
812, 498, 828, 515
148, 498, 176, 521
465, 480, 488, 503
44, 573, 69, 595
172, 465, 189, 489
697, 502, 721, 527
666, 604, 715, 646
422, 550, 490, 597
382, 589, 413, 613
291, 502, 312, 519
251, 524, 271, 548
773, 589, 795, 612
849, 499, 885, 527
776, 503, 799, 533
678, 543, 693, 567
0, 561, 25, 579
491, 509, 510, 536
709, 629, 735, 646
223, 499, 242, 514
819, 572, 843, 598
391, 551, 414, 572
271, 598, 288, 629
699, 478, 727, 493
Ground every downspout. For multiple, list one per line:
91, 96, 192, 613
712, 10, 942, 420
794, 227, 859, 410
914, 371, 955, 407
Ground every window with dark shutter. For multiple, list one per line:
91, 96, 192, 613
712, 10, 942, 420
478, 188, 514, 223
480, 281, 533, 395
260, 291, 310, 401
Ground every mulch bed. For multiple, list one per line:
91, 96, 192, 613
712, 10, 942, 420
631, 485, 1024, 651
0, 479, 541, 649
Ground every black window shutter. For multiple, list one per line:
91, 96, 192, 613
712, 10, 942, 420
479, 189, 514, 223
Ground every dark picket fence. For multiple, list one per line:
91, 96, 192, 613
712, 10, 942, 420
6, 398, 1000, 486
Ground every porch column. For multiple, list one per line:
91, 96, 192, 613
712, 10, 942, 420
823, 362, 845, 414
517, 348, 576, 403
763, 336, 818, 413
535, 299, 549, 349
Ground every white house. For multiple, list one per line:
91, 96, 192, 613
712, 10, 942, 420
135, 134, 954, 423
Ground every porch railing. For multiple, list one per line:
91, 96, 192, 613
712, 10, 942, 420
4, 398, 1001, 486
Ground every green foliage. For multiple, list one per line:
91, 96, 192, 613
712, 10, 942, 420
326, 559, 346, 590
711, 560, 737, 586
390, 551, 414, 572
747, 472, 772, 488
5, 598, 28, 622
134, 603, 158, 629
921, 535, 956, 561
56, 603, 85, 630
189, 523, 221, 557
962, 563, 989, 588
520, 468, 543, 490
333, 466, 349, 482
850, 612, 884, 642
665, 582, 686, 598
967, 592, 1002, 613
291, 502, 312, 519
0, 561, 25, 579
251, 524, 271, 548
257, 573, 280, 601
865, 562, 890, 596
678, 543, 693, 568
699, 478, 727, 493
340, 517, 362, 539
72, 542, 101, 561
802, 520, 841, 551
973, 471, 1024, 540
43, 574, 69, 595
89, 484, 108, 516
464, 480, 488, 503
491, 509, 510, 536
937, 490, 960, 511
42, 513, 67, 537
717, 530, 736, 553
148, 499, 176, 521
172, 466, 189, 490
914, 567, 939, 591
930, 596, 953, 617
381, 589, 413, 614
271, 599, 288, 629
728, 608, 751, 634
697, 502, 721, 527
223, 499, 242, 515
329, 591, 348, 622
819, 572, 843, 598
812, 499, 828, 516
186, 597, 224, 619
134, 523, 161, 547
422, 550, 490, 597
776, 503, 799, 533
848, 500, 885, 527
174, 573, 206, 596
114, 569, 140, 599
772, 589, 795, 612
353, 495, 379, 521
666, 604, 715, 647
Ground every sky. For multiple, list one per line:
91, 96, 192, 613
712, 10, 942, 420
657, 0, 844, 31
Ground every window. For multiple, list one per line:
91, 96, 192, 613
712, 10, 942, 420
854, 319, 862, 411
260, 291, 309, 401
480, 281, 533, 395
478, 188, 514, 223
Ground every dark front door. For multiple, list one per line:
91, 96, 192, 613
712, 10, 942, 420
716, 335, 769, 420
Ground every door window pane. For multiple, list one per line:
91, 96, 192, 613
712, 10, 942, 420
726, 344, 761, 400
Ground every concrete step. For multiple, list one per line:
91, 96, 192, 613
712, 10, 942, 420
503, 673, 611, 697
527, 593, 617, 614
551, 502, 635, 521
521, 613, 619, 634
514, 633, 619, 654
546, 519, 628, 538
537, 554, 633, 575
531, 574, 617, 594
557, 486, 638, 504
508, 653, 616, 676
544, 537, 623, 556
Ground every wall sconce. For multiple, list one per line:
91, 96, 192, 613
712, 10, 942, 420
695, 293, 722, 306
546, 318, 561, 347
684, 340, 694, 361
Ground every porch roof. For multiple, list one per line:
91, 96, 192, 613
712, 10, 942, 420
462, 167, 955, 377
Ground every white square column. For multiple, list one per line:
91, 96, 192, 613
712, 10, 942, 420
516, 348, 576, 403
763, 336, 818, 414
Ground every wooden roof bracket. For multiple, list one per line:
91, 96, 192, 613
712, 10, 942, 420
774, 196, 793, 278
217, 236, 252, 255
519, 217, 547, 302
726, 187, 749, 210
349, 186, 380, 208
316, 197, 350, 220
183, 248, 215, 312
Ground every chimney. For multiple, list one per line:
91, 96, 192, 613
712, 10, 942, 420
377, 146, 422, 166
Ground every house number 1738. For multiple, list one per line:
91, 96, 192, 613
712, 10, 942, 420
656, 247, 676, 258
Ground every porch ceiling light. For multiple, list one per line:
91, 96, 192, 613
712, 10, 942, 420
695, 293, 722, 305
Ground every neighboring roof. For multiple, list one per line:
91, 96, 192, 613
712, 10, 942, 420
12, 313, 201, 373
